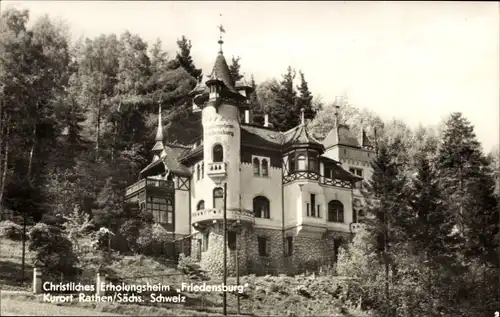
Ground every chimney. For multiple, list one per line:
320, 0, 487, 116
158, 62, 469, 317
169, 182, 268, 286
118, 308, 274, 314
244, 110, 250, 124
264, 114, 269, 127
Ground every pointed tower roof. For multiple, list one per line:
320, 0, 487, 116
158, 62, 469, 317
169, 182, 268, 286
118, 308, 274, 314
283, 109, 323, 151
189, 23, 247, 107
207, 52, 236, 91
151, 104, 164, 154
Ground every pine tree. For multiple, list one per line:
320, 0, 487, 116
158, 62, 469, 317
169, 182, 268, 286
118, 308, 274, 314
228, 56, 243, 83
436, 112, 499, 315
362, 137, 409, 316
296, 70, 314, 120
406, 143, 458, 316
268, 66, 298, 131
175, 35, 202, 81
248, 75, 264, 125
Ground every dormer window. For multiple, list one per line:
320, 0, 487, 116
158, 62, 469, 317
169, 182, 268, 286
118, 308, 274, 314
213, 144, 223, 162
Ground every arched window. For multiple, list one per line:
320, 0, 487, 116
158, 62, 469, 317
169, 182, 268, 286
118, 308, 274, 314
297, 154, 306, 170
201, 162, 204, 178
196, 165, 200, 180
253, 196, 270, 219
261, 159, 269, 177
213, 187, 224, 209
197, 200, 205, 210
212, 144, 223, 162
253, 157, 260, 176
328, 200, 344, 223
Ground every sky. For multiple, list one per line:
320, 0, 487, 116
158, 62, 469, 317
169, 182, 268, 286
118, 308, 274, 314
3, 1, 500, 152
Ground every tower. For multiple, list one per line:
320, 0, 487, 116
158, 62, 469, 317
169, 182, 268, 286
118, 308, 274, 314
189, 27, 253, 210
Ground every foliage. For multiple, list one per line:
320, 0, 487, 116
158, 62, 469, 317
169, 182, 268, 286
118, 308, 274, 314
295, 71, 314, 120
0, 220, 25, 240
228, 56, 243, 83
28, 222, 78, 276
267, 66, 299, 131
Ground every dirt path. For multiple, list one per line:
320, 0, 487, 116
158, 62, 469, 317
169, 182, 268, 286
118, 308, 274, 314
0, 291, 124, 316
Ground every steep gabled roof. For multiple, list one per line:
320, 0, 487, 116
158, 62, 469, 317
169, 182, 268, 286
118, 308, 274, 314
323, 124, 360, 149
320, 155, 363, 182
241, 124, 283, 148
140, 143, 192, 178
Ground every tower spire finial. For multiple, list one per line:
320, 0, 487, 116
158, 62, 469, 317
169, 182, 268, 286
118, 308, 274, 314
218, 13, 225, 53
155, 101, 163, 142
334, 96, 340, 127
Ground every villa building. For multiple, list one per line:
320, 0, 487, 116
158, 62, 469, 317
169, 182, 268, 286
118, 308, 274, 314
124, 36, 375, 276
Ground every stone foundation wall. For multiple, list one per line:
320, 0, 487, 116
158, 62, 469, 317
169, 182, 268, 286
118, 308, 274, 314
190, 224, 353, 277
197, 224, 247, 277
245, 227, 284, 275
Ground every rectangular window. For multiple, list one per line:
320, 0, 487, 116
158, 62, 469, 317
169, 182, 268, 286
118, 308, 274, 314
167, 211, 173, 224
306, 203, 310, 217
310, 194, 316, 217
258, 237, 268, 256
228, 231, 237, 250
324, 167, 333, 179
285, 237, 293, 257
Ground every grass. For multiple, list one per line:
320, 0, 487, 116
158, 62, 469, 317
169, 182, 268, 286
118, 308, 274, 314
0, 231, 371, 316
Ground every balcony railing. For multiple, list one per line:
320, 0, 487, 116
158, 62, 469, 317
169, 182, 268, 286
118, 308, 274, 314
192, 208, 254, 225
207, 162, 227, 182
125, 177, 174, 197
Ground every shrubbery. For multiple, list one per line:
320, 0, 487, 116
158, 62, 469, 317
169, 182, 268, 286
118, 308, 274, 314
28, 222, 79, 277
0, 220, 25, 240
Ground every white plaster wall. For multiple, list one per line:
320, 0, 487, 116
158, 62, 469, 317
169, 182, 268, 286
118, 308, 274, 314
202, 103, 241, 210
322, 147, 340, 161
283, 182, 301, 228
240, 163, 282, 229
175, 189, 190, 235
286, 182, 354, 233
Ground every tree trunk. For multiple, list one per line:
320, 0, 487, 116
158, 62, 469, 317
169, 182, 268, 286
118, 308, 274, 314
95, 98, 101, 161
0, 122, 10, 214
384, 211, 390, 317
28, 125, 37, 182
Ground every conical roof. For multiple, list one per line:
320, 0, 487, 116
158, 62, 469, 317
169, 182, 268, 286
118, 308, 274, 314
283, 124, 323, 150
208, 52, 236, 91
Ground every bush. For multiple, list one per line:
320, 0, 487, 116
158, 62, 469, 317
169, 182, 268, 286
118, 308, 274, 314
28, 222, 78, 277
0, 220, 25, 240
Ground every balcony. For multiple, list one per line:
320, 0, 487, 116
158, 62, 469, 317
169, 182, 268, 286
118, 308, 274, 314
125, 177, 174, 198
192, 208, 254, 228
207, 162, 227, 183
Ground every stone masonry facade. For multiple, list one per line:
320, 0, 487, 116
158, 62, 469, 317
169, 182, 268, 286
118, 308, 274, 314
189, 224, 353, 276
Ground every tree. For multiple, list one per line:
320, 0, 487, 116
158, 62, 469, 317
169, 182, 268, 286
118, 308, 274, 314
228, 56, 243, 83
295, 71, 314, 120
149, 38, 169, 74
248, 74, 264, 125
405, 144, 458, 316
362, 138, 410, 316
436, 112, 499, 315
174, 35, 202, 81
267, 66, 298, 131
